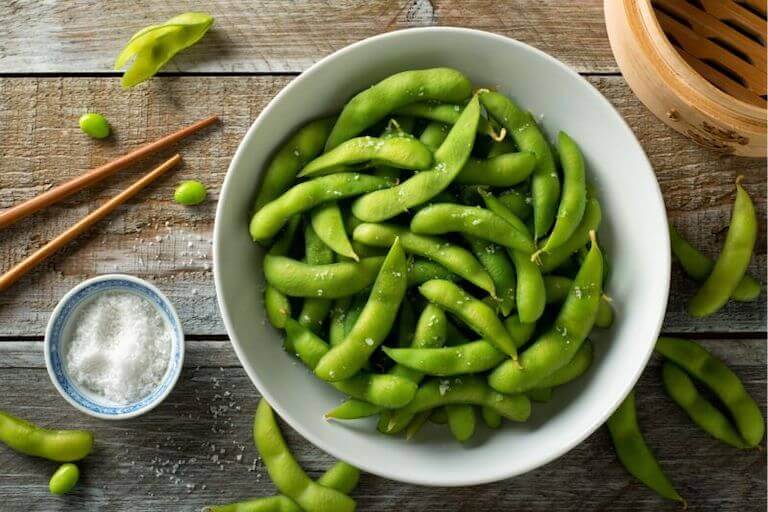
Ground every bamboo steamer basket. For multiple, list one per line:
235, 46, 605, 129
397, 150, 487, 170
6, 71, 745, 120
604, 0, 766, 157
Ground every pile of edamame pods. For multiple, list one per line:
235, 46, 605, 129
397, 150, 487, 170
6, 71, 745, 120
249, 68, 612, 443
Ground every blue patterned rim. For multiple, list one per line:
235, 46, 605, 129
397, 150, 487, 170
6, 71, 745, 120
46, 277, 184, 417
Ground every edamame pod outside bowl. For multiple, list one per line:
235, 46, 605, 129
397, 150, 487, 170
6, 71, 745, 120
214, 27, 669, 486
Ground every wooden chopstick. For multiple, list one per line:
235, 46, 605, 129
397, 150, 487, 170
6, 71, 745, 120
0, 154, 182, 292
0, 115, 218, 230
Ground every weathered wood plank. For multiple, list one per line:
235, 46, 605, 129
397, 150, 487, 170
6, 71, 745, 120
0, 76, 764, 336
0, 338, 764, 511
0, 1, 615, 74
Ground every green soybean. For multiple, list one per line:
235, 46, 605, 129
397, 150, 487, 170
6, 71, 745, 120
298, 224, 334, 332
263, 255, 383, 298
49, 463, 79, 495
250, 173, 391, 242
265, 284, 292, 329
324, 399, 383, 421
655, 337, 764, 446
405, 258, 458, 287
299, 136, 433, 177
669, 223, 760, 302
497, 189, 532, 220
454, 153, 536, 187
310, 202, 358, 260
607, 392, 685, 504
509, 249, 546, 324
326, 68, 473, 150
314, 239, 407, 381
466, 237, 516, 315
481, 407, 503, 429
689, 177, 758, 317
544, 275, 613, 328
446, 405, 476, 442
534, 339, 593, 389
352, 222, 495, 295
419, 121, 450, 150
538, 196, 602, 273
204, 495, 302, 512
662, 362, 750, 449
0, 411, 93, 462
384, 340, 505, 376
393, 101, 497, 137
174, 180, 207, 205
78, 112, 111, 139
253, 118, 336, 210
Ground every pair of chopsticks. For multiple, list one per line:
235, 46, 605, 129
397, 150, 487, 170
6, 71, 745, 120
0, 115, 219, 292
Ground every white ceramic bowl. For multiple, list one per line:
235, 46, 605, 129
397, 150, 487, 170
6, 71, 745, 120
214, 27, 669, 486
45, 274, 185, 420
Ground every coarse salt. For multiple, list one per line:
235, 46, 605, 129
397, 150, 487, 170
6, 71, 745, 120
64, 291, 172, 404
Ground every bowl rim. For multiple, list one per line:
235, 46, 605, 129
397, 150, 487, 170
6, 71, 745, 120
44, 273, 185, 420
214, 26, 670, 486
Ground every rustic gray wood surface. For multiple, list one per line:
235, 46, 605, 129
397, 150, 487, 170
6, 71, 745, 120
0, 2, 765, 511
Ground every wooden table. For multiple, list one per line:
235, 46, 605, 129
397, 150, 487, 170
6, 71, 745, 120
0, 2, 765, 510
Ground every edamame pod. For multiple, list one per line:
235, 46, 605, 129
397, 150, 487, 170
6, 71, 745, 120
253, 401, 356, 512
204, 495, 301, 512
454, 153, 536, 187
533, 340, 593, 389
607, 392, 685, 504
446, 405, 476, 442
404, 411, 432, 440
655, 337, 764, 446
284, 319, 416, 408
489, 232, 603, 393
325, 399, 383, 420
0, 411, 93, 462
393, 101, 497, 137
661, 362, 749, 449
314, 239, 407, 381
419, 121, 449, 150
298, 136, 433, 177
351, 96, 480, 221
316, 461, 361, 494
481, 91, 560, 239
466, 237, 516, 315
383, 340, 505, 376
352, 222, 495, 294
538, 197, 602, 273
669, 223, 760, 302
253, 118, 335, 210
497, 189, 532, 220
509, 249, 546, 323
311, 202, 358, 260
481, 191, 533, 241
539, 132, 587, 253
263, 255, 384, 298
265, 285, 292, 329
250, 173, 391, 242
689, 177, 757, 317
384, 376, 531, 434
326, 68, 473, 150
411, 203, 535, 253
481, 407, 502, 429
405, 259, 458, 287
298, 224, 334, 332
543, 275, 613, 328
419, 280, 518, 358
487, 138, 517, 158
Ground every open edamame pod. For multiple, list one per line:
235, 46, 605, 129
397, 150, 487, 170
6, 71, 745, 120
661, 362, 750, 449
607, 392, 685, 505
326, 68, 473, 150
0, 411, 93, 462
489, 232, 603, 393
314, 239, 407, 382
352, 222, 495, 295
411, 203, 535, 253
688, 177, 758, 317
655, 337, 764, 446
250, 173, 392, 242
263, 255, 384, 298
254, 400, 356, 512
669, 223, 760, 302
480, 91, 560, 239
298, 136, 433, 177
351, 95, 480, 221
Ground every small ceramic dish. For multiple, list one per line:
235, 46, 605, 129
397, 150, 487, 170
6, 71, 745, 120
44, 274, 184, 420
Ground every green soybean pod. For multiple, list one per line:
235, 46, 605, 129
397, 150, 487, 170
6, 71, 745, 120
487, 138, 517, 158
419, 121, 450, 150
0, 411, 93, 462
534, 339, 593, 389
446, 405, 476, 442
661, 362, 749, 449
480, 91, 560, 239
454, 153, 536, 187
466, 237, 516, 315
404, 411, 433, 440
250, 173, 391, 242
298, 136, 433, 178
419, 280, 518, 358
655, 337, 764, 446
411, 204, 535, 253
314, 239, 407, 381
543, 275, 613, 328
393, 102, 498, 137
504, 315, 536, 348
325, 399, 383, 421
352, 222, 495, 295
607, 392, 685, 505
254, 401, 356, 512
316, 461, 361, 494
310, 202, 358, 261
253, 118, 335, 210
689, 177, 758, 317
669, 223, 760, 301
481, 191, 533, 241
539, 131, 587, 253
204, 495, 302, 512
326, 68, 473, 150
489, 232, 603, 393
383, 340, 505, 376
351, 96, 480, 221
328, 298, 351, 346
298, 224, 334, 333
49, 463, 79, 495
526, 387, 552, 403
538, 197, 602, 273
263, 255, 384, 298
509, 250, 546, 323
497, 189, 532, 220
265, 284, 292, 329
406, 258, 458, 287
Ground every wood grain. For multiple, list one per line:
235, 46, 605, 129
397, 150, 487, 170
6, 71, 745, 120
0, 338, 764, 511
0, 1, 616, 74
0, 76, 763, 336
